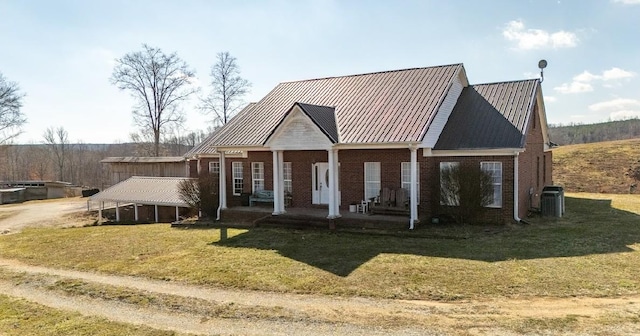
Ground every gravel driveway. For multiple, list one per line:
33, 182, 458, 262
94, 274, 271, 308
0, 197, 89, 233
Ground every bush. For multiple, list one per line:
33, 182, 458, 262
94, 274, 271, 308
440, 164, 494, 224
178, 172, 219, 217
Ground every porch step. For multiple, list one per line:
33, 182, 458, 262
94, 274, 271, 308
254, 213, 409, 231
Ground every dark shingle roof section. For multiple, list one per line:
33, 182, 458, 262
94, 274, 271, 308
296, 103, 338, 143
435, 79, 538, 150
205, 64, 462, 146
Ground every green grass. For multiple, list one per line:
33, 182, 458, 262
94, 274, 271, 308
553, 138, 640, 193
0, 193, 639, 301
0, 294, 185, 336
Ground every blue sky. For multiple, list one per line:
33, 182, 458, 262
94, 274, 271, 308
1, 0, 639, 144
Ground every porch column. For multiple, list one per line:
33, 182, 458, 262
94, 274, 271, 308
134, 204, 139, 221
327, 149, 340, 219
272, 150, 282, 215
196, 158, 201, 175
115, 202, 120, 222
98, 202, 103, 223
175, 206, 180, 221
219, 151, 227, 209
333, 149, 340, 218
154, 205, 159, 222
409, 146, 418, 229
277, 150, 286, 214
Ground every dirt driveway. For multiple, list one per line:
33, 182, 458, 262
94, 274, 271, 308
0, 197, 89, 233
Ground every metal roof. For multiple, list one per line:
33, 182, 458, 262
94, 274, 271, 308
435, 79, 539, 150
101, 157, 186, 163
198, 64, 462, 147
90, 176, 192, 207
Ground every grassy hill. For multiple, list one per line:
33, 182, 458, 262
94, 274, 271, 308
553, 138, 640, 193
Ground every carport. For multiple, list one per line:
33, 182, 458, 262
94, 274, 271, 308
90, 176, 193, 222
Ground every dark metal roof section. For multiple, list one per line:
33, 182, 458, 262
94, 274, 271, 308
435, 79, 538, 150
204, 64, 462, 146
296, 103, 338, 143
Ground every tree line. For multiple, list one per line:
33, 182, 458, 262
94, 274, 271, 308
549, 119, 640, 146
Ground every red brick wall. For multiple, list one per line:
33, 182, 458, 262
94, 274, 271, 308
518, 102, 548, 218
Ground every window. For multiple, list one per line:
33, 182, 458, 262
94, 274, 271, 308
481, 162, 502, 207
232, 162, 243, 196
283, 162, 292, 193
252, 162, 264, 193
364, 162, 381, 201
439, 162, 460, 206
209, 161, 220, 174
401, 162, 420, 203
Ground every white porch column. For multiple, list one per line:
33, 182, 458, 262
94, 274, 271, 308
196, 158, 201, 175
98, 202, 103, 223
115, 202, 120, 222
175, 206, 180, 221
410, 146, 418, 229
327, 149, 340, 219
333, 149, 340, 218
272, 150, 281, 215
219, 151, 227, 209
277, 150, 286, 214
154, 205, 159, 223
134, 204, 139, 221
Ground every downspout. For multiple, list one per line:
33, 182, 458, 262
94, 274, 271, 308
513, 153, 521, 222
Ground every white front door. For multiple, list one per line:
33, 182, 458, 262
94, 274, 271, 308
312, 163, 330, 204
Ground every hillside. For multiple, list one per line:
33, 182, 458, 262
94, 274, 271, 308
552, 139, 640, 193
549, 119, 640, 145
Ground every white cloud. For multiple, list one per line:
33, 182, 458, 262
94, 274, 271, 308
589, 98, 640, 121
502, 20, 578, 50
554, 67, 636, 94
602, 67, 635, 80
545, 96, 557, 103
588, 98, 640, 112
612, 0, 640, 4
554, 82, 593, 94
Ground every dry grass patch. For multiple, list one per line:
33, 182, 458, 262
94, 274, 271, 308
0, 293, 185, 336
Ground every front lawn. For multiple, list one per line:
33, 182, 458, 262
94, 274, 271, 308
0, 193, 639, 300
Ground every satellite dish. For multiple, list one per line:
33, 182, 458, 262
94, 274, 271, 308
538, 59, 548, 69
538, 59, 548, 83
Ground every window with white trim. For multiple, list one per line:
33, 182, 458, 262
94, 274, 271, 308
209, 161, 220, 174
401, 162, 420, 203
232, 162, 243, 196
252, 162, 264, 193
283, 162, 292, 193
364, 162, 381, 201
440, 162, 460, 206
481, 161, 502, 207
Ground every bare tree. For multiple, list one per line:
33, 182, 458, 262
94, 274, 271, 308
111, 44, 197, 156
43, 127, 69, 181
200, 51, 251, 126
0, 72, 27, 143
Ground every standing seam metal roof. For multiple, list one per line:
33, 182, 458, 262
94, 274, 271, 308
89, 176, 191, 207
200, 64, 462, 147
435, 79, 539, 150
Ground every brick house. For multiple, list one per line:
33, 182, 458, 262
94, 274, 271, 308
185, 63, 553, 226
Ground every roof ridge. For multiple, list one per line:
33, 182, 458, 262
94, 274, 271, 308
280, 63, 464, 84
471, 78, 540, 86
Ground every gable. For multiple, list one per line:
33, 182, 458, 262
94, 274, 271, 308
434, 79, 539, 150
265, 105, 334, 150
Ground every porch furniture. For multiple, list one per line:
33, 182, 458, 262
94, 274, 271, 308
370, 188, 410, 216
249, 190, 275, 206
357, 200, 370, 214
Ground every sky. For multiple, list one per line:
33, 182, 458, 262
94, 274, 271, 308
1, 0, 639, 144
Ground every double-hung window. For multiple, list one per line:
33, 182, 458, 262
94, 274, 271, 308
232, 162, 243, 196
481, 162, 502, 207
401, 162, 420, 203
209, 161, 220, 175
364, 162, 381, 201
252, 162, 264, 193
439, 162, 460, 206
283, 162, 292, 194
